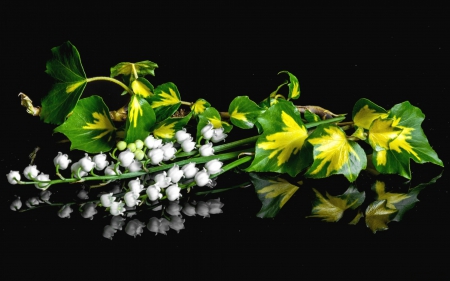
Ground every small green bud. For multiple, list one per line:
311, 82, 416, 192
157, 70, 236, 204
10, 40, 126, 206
127, 143, 137, 152
135, 139, 144, 150
134, 149, 145, 161
117, 141, 127, 151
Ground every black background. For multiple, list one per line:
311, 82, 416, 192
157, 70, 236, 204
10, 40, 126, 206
1, 4, 449, 278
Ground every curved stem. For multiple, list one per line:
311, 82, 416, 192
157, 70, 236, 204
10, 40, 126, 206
86, 77, 134, 95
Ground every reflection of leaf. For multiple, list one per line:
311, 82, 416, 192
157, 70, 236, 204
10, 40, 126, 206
246, 102, 309, 177
250, 173, 301, 218
41, 41, 87, 124
228, 96, 264, 129
54, 96, 115, 153
365, 200, 398, 233
308, 186, 365, 222
306, 124, 367, 182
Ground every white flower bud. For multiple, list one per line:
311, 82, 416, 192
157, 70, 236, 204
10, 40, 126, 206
181, 162, 199, 179
201, 123, 214, 140
195, 168, 211, 187
6, 171, 21, 185
53, 152, 72, 170
204, 159, 223, 175
181, 137, 196, 152
93, 153, 109, 171
148, 148, 164, 165
118, 149, 135, 168
166, 184, 181, 201
100, 193, 116, 207
199, 142, 214, 156
175, 128, 191, 144
146, 185, 162, 201
23, 165, 39, 180
167, 164, 184, 183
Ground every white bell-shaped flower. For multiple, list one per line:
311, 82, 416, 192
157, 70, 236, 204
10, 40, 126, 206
199, 142, 214, 156
110, 201, 126, 216
93, 153, 109, 171
166, 184, 181, 201
125, 219, 145, 238
128, 160, 143, 172
148, 148, 164, 165
6, 170, 21, 185
23, 165, 39, 180
181, 162, 199, 179
35, 173, 51, 189
144, 135, 162, 149
100, 193, 116, 207
167, 164, 184, 183
181, 137, 196, 152
124, 191, 141, 207
175, 128, 191, 144
79, 153, 96, 172
154, 172, 171, 188
128, 178, 144, 195
104, 162, 122, 176
54, 152, 72, 170
118, 149, 135, 168
71, 162, 88, 179
195, 168, 211, 187
162, 142, 177, 161
201, 123, 214, 140
211, 127, 228, 143
58, 204, 73, 218
204, 159, 223, 175
146, 185, 162, 201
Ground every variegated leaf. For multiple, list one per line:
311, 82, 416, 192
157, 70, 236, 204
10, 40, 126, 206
110, 60, 158, 85
124, 95, 156, 143
131, 77, 154, 99
228, 96, 264, 129
149, 82, 182, 122
153, 112, 192, 142
279, 71, 300, 100
197, 107, 233, 140
191, 98, 211, 116
365, 200, 398, 233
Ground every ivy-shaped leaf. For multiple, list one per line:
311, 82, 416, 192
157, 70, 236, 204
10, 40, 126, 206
279, 71, 300, 100
110, 60, 158, 86
41, 41, 87, 125
303, 109, 321, 123
153, 112, 192, 142
54, 95, 115, 153
249, 173, 301, 218
228, 96, 264, 129
307, 186, 365, 222
124, 95, 156, 143
197, 107, 233, 140
131, 77, 154, 99
370, 101, 443, 179
365, 200, 398, 233
305, 124, 367, 182
246, 102, 309, 177
148, 82, 182, 123
191, 98, 211, 116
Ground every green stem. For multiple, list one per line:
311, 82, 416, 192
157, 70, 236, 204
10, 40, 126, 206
86, 77, 134, 95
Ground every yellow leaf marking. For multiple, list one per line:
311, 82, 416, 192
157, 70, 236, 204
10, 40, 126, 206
374, 180, 410, 209
365, 200, 397, 233
66, 81, 85, 94
129, 96, 143, 128
308, 189, 354, 222
231, 107, 248, 122
208, 116, 223, 129
376, 150, 387, 166
354, 105, 388, 129
368, 118, 402, 150
291, 81, 300, 99
153, 122, 176, 139
151, 88, 180, 108
131, 80, 152, 98
82, 110, 114, 141
191, 99, 208, 115
308, 126, 360, 176
257, 178, 299, 208
389, 116, 420, 160
258, 111, 308, 166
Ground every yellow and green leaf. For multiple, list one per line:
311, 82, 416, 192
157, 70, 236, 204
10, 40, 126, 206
307, 186, 365, 222
249, 173, 301, 218
370, 101, 443, 179
279, 71, 300, 100
228, 96, 264, 129
352, 98, 388, 130
153, 112, 192, 142
131, 77, 154, 99
149, 82, 182, 122
305, 124, 367, 182
110, 60, 158, 85
124, 95, 156, 143
365, 200, 398, 233
191, 98, 211, 116
197, 107, 233, 140
246, 102, 310, 177
41, 41, 87, 125
54, 96, 115, 153
303, 109, 321, 123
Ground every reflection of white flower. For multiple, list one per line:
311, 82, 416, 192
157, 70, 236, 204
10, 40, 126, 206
6, 170, 21, 185
167, 164, 184, 183
195, 201, 210, 218
166, 184, 181, 201
204, 159, 223, 175
182, 163, 199, 179
181, 202, 196, 216
199, 142, 214, 156
58, 204, 73, 218
53, 152, 72, 170
207, 198, 224, 214
169, 215, 185, 233
103, 225, 117, 240
93, 153, 109, 171
81, 202, 98, 220
100, 193, 116, 207
195, 168, 211, 187
110, 201, 126, 216
125, 219, 146, 238
10, 197, 22, 211
23, 165, 39, 180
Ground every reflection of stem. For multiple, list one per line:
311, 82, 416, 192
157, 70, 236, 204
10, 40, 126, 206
194, 181, 251, 195
86, 77, 134, 95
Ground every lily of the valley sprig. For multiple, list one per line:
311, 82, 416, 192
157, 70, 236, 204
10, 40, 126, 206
8, 41, 443, 238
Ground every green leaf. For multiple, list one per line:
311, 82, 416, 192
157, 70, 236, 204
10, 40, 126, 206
149, 82, 182, 122
41, 41, 87, 124
54, 96, 115, 153
249, 173, 301, 218
110, 60, 158, 86
124, 95, 156, 143
131, 77, 154, 99
352, 98, 388, 130
365, 200, 398, 233
307, 186, 365, 222
370, 101, 444, 179
197, 107, 233, 140
305, 124, 367, 182
303, 109, 321, 123
153, 112, 192, 142
278, 71, 300, 100
191, 99, 211, 116
228, 96, 264, 129
246, 102, 309, 177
